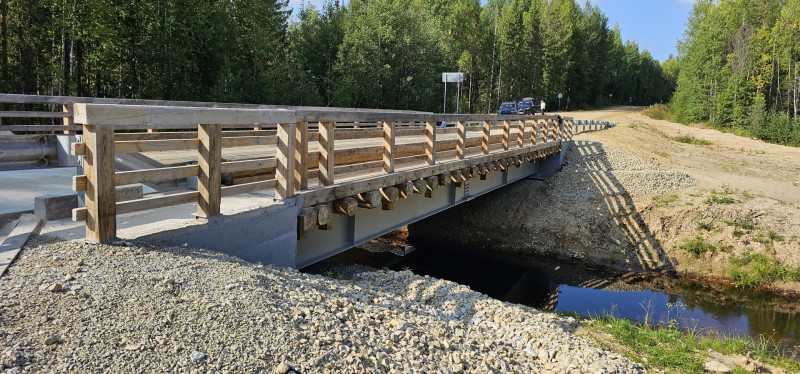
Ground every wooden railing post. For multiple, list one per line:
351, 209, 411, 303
319, 121, 335, 185
541, 119, 548, 144
276, 122, 297, 199
295, 121, 309, 191
456, 121, 466, 160
481, 120, 491, 155
531, 120, 538, 145
517, 119, 525, 148
424, 121, 436, 165
83, 124, 116, 242
62, 104, 73, 135
383, 121, 396, 173
502, 120, 510, 151
197, 124, 222, 216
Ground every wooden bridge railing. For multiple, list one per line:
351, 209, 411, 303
62, 103, 572, 243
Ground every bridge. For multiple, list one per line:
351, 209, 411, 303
0, 95, 611, 268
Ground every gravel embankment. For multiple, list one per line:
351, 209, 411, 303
1, 236, 643, 373
550, 143, 695, 201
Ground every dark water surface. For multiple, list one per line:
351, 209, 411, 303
386, 247, 800, 351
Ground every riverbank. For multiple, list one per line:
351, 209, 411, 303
409, 107, 800, 294
0, 236, 641, 373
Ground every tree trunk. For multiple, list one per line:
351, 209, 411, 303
0, 0, 8, 92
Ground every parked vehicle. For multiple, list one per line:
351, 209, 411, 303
497, 102, 517, 115
517, 97, 535, 115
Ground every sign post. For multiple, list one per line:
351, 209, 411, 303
442, 73, 464, 114
558, 93, 563, 111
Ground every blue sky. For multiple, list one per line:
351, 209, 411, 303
286, 0, 695, 62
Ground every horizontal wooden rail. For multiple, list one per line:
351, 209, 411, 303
0, 111, 72, 118
63, 102, 571, 242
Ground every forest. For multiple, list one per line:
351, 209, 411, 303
671, 0, 800, 146
0, 0, 674, 114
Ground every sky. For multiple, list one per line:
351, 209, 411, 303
285, 0, 695, 62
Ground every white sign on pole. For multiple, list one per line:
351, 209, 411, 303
442, 73, 464, 83
558, 93, 563, 99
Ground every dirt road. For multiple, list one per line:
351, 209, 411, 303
411, 107, 800, 292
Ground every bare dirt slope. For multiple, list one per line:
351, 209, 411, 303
411, 107, 800, 292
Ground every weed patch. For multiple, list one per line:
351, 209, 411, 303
673, 134, 712, 145
679, 236, 715, 257
696, 220, 715, 231
728, 252, 800, 287
652, 194, 678, 208
705, 186, 737, 205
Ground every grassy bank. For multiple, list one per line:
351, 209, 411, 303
579, 314, 800, 373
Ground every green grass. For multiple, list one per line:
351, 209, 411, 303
587, 315, 800, 373
696, 220, 715, 231
768, 230, 784, 242
641, 104, 672, 121
705, 186, 738, 205
652, 194, 679, 208
728, 252, 800, 287
673, 134, 712, 145
725, 217, 754, 231
679, 236, 715, 257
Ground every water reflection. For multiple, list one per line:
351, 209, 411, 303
390, 247, 800, 351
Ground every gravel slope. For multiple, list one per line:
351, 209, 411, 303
1, 237, 643, 373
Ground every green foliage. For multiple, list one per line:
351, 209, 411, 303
652, 194, 678, 208
696, 220, 715, 231
593, 316, 704, 372
671, 0, 800, 147
641, 104, 672, 120
0, 0, 675, 114
679, 236, 715, 257
589, 315, 800, 373
672, 135, 712, 145
705, 187, 737, 205
728, 252, 800, 287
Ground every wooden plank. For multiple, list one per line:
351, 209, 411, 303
72, 103, 296, 126
275, 123, 297, 199
531, 120, 538, 145
298, 142, 562, 206
72, 191, 201, 221
297, 207, 318, 239
425, 121, 436, 165
356, 190, 381, 209
71, 142, 86, 156
62, 104, 74, 135
115, 139, 199, 154
382, 121, 396, 173
197, 124, 222, 217
318, 121, 335, 185
72, 165, 200, 192
517, 120, 525, 148
437, 173, 451, 186
481, 120, 491, 155
333, 197, 358, 216
221, 158, 277, 174
0, 111, 72, 118
82, 124, 117, 242
0, 125, 82, 132
456, 121, 466, 160
295, 121, 309, 190
221, 179, 276, 197
0, 214, 44, 277
502, 120, 510, 151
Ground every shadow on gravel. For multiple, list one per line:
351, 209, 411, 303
407, 139, 675, 273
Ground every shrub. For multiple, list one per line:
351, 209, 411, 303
679, 236, 715, 256
641, 104, 672, 121
672, 135, 712, 145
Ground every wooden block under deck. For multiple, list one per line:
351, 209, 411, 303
461, 168, 472, 182
412, 179, 426, 194
438, 173, 451, 186
397, 182, 414, 199
381, 186, 400, 210
316, 204, 333, 230
333, 197, 358, 216
297, 207, 318, 239
356, 190, 381, 209
450, 170, 461, 184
